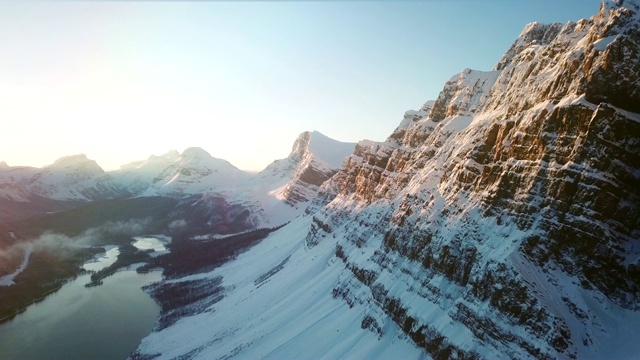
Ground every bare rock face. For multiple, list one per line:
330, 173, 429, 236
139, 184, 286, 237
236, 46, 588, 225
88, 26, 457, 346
494, 22, 564, 71
584, 1, 640, 112
305, 1, 640, 358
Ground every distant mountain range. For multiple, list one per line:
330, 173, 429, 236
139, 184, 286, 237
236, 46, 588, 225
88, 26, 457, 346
0, 130, 355, 226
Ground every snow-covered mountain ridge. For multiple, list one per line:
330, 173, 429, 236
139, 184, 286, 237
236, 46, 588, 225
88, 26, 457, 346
0, 149, 243, 201
0, 132, 355, 228
135, 1, 640, 359
0, 154, 126, 202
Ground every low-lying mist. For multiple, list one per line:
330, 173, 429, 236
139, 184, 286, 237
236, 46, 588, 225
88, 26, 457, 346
0, 217, 153, 276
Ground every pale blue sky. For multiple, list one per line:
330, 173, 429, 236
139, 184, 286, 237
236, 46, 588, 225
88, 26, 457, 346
0, 1, 601, 171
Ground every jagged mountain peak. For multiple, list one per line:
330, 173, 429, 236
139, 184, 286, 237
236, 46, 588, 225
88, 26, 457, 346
461, 0, 640, 119
50, 153, 89, 166
246, 131, 355, 223
597, 0, 640, 43
176, 147, 242, 176
176, 147, 241, 172
494, 22, 563, 71
20, 154, 111, 201
289, 130, 356, 169
139, 146, 249, 198
429, 68, 499, 122
386, 101, 435, 146
308, 131, 356, 170
290, 130, 330, 152
495, 0, 639, 73
289, 131, 315, 161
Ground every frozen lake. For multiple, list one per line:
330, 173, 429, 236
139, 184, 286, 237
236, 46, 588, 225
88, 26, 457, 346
82, 245, 120, 272
132, 235, 171, 257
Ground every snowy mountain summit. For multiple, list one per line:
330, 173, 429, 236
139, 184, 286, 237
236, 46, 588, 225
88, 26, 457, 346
135, 1, 640, 359
257, 131, 356, 207
142, 147, 249, 197
223, 131, 356, 227
0, 154, 120, 202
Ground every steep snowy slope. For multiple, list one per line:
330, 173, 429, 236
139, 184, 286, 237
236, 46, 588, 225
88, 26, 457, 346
136, 216, 424, 359
134, 1, 640, 359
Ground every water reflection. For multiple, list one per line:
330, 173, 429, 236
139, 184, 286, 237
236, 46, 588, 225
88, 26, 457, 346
0, 270, 161, 360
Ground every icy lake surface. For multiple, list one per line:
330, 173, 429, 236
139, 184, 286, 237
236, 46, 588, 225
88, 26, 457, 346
82, 245, 120, 272
132, 235, 171, 256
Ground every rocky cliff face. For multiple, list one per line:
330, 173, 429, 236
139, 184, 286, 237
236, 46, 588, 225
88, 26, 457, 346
133, 2, 640, 359
306, 1, 640, 358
